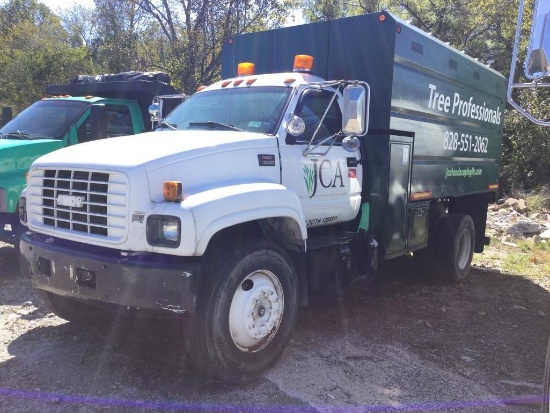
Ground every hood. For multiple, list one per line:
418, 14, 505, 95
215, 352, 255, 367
33, 130, 277, 171
32, 130, 281, 201
0, 139, 64, 175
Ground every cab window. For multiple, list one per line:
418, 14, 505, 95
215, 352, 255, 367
295, 90, 342, 145
77, 104, 134, 143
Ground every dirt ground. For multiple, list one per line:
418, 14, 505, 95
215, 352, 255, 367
1, 240, 549, 413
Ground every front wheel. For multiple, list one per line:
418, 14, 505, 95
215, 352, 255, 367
184, 240, 298, 384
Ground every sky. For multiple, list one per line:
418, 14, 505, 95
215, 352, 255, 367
38, 0, 95, 11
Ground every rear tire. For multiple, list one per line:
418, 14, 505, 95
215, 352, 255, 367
435, 214, 475, 282
38, 290, 106, 324
184, 240, 298, 384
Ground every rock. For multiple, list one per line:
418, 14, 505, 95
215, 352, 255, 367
541, 229, 550, 240
506, 221, 545, 235
502, 198, 529, 213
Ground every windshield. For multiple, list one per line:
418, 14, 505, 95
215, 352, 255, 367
0, 100, 89, 140
157, 86, 291, 134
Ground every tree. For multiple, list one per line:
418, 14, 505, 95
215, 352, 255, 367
502, 90, 550, 193
132, 0, 296, 93
301, 0, 401, 22
58, 4, 97, 48
90, 0, 152, 73
0, 0, 94, 113
398, 0, 519, 75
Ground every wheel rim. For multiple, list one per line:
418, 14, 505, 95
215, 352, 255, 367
457, 227, 473, 270
228, 270, 284, 352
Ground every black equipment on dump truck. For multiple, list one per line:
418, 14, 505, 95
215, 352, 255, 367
223, 11, 505, 268
45, 71, 179, 131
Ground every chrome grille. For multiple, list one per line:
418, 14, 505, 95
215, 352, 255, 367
29, 168, 128, 240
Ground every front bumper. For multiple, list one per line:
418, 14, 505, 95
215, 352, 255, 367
19, 231, 200, 315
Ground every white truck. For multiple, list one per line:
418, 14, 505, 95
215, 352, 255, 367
19, 12, 506, 383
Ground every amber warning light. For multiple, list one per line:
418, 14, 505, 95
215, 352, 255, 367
293, 55, 313, 73
237, 62, 255, 76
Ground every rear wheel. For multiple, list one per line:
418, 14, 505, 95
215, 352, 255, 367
184, 240, 298, 384
435, 214, 475, 282
38, 290, 106, 324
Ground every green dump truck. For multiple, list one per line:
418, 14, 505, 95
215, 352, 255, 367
0, 72, 178, 242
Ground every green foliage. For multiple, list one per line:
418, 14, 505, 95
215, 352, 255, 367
135, 0, 296, 94
0, 0, 94, 113
301, 0, 401, 22
502, 89, 550, 193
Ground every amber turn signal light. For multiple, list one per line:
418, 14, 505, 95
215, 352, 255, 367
163, 181, 183, 202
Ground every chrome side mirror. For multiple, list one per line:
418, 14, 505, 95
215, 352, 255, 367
342, 84, 369, 136
149, 99, 161, 122
525, 0, 550, 79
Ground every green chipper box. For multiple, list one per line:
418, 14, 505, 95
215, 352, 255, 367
223, 11, 505, 279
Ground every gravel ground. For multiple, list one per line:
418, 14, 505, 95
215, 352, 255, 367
1, 240, 548, 412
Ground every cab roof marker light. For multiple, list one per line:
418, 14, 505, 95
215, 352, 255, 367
233, 79, 244, 86
221, 81, 231, 88
284, 78, 296, 84
163, 181, 183, 202
246, 78, 257, 85
237, 62, 255, 76
293, 55, 314, 73
197, 85, 207, 91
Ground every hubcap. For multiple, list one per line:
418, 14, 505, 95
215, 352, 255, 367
457, 228, 473, 270
229, 270, 284, 352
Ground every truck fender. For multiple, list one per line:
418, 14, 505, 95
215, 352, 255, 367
185, 183, 307, 256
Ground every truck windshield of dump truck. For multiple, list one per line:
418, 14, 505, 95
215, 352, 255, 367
156, 86, 291, 135
0, 100, 89, 140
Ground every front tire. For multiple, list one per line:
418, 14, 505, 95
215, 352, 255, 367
185, 240, 298, 384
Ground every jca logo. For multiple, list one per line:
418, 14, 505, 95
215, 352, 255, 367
303, 159, 344, 198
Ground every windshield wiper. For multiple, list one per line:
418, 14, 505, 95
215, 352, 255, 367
0, 131, 39, 140
156, 121, 178, 131
189, 121, 244, 132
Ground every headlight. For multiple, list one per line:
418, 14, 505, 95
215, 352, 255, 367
19, 197, 27, 225
146, 215, 181, 248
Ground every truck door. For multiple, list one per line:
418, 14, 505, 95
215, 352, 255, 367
76, 104, 135, 143
279, 89, 362, 228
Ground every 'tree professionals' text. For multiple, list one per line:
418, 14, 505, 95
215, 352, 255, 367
427, 84, 501, 125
